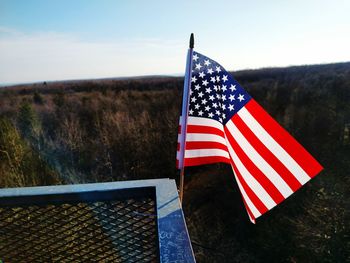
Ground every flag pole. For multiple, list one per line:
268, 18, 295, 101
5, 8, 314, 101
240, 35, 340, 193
179, 33, 194, 204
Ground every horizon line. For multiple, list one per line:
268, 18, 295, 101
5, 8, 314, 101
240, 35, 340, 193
1, 60, 349, 88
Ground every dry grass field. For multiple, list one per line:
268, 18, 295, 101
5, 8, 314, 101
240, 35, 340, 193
0, 62, 349, 262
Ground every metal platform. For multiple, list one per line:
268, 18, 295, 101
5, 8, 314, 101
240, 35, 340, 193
0, 179, 195, 262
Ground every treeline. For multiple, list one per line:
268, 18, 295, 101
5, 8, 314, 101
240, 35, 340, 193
0, 62, 349, 262
0, 76, 183, 95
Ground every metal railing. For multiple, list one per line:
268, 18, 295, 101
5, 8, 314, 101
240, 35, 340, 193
0, 187, 158, 262
0, 179, 196, 263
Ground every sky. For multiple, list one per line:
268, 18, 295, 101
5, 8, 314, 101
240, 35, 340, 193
0, 0, 350, 84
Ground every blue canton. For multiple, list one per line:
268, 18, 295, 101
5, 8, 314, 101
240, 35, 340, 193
189, 51, 251, 125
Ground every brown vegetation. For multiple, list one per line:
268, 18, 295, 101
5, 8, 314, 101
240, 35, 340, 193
0, 62, 349, 262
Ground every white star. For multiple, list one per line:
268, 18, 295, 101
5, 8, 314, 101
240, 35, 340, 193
204, 59, 211, 66
199, 72, 206, 78
201, 99, 207, 105
222, 113, 226, 119
207, 68, 214, 74
208, 112, 214, 118
222, 85, 227, 92
191, 76, 197, 83
221, 104, 226, 110
194, 84, 201, 90
216, 66, 221, 73
219, 117, 223, 123
209, 95, 215, 101
216, 110, 221, 116
213, 85, 218, 91
193, 54, 199, 61
228, 104, 234, 111
216, 94, 221, 100
229, 94, 235, 101
205, 87, 212, 93
229, 84, 236, 92
212, 103, 218, 108
221, 95, 226, 101
198, 110, 204, 116
195, 63, 202, 70
189, 109, 194, 115
198, 92, 204, 98
238, 94, 245, 102
210, 76, 216, 83
205, 106, 211, 111
195, 104, 200, 109
202, 80, 209, 86
216, 76, 220, 82
222, 75, 228, 82
191, 97, 197, 103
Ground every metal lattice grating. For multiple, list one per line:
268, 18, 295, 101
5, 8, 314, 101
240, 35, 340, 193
0, 188, 159, 262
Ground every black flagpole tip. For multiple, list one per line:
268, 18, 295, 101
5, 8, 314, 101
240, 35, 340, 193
189, 33, 194, 49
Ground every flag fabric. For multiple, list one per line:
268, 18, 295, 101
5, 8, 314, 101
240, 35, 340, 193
176, 51, 323, 223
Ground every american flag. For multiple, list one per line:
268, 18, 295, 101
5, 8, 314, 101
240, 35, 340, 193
177, 51, 323, 223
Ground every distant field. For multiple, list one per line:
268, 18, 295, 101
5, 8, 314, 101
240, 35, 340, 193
0, 62, 349, 262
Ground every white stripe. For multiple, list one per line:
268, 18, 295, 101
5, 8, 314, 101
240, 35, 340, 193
184, 149, 230, 159
238, 107, 310, 184
226, 120, 294, 198
225, 137, 276, 210
232, 172, 261, 219
179, 116, 224, 131
178, 133, 227, 146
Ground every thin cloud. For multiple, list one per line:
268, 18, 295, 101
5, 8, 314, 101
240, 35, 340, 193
0, 26, 21, 35
0, 28, 185, 84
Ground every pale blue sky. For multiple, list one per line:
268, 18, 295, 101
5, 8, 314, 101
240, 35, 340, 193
1, 0, 350, 84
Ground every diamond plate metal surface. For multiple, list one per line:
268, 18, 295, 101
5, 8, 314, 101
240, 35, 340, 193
0, 194, 159, 262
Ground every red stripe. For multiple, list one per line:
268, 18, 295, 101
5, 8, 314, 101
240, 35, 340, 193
245, 99, 323, 178
179, 124, 224, 136
177, 142, 228, 157
230, 167, 256, 221
187, 125, 225, 137
230, 161, 268, 215
183, 156, 230, 166
241, 194, 256, 223
177, 121, 227, 169
232, 114, 302, 192
224, 125, 285, 204
183, 141, 228, 151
